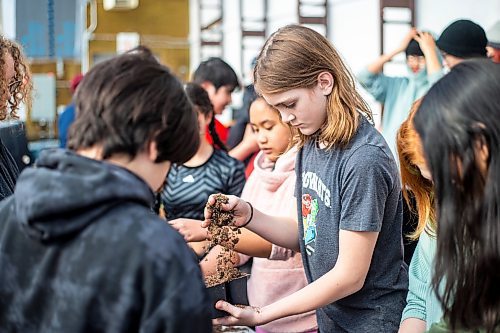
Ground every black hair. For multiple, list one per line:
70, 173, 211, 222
192, 57, 240, 92
413, 59, 500, 333
68, 46, 199, 164
185, 82, 227, 151
405, 39, 424, 57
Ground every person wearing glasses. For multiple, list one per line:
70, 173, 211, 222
0, 35, 32, 201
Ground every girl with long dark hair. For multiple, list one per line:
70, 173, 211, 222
413, 59, 500, 333
162, 83, 245, 260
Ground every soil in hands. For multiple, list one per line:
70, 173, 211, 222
205, 194, 244, 288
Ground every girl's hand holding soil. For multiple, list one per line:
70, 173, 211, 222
169, 218, 209, 242
202, 194, 252, 228
213, 301, 265, 327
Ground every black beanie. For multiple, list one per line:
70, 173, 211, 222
437, 19, 487, 58
405, 39, 424, 57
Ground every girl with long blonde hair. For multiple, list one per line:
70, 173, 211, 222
203, 25, 408, 332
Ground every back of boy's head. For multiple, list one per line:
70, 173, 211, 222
192, 57, 240, 92
437, 19, 487, 58
68, 46, 199, 164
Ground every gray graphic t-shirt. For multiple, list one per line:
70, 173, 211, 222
296, 117, 408, 332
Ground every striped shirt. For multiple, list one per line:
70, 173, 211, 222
161, 149, 245, 221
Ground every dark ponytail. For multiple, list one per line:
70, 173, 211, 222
185, 82, 227, 151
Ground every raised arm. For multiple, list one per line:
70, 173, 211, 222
367, 28, 417, 74
413, 31, 441, 76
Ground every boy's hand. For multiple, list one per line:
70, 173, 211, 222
202, 194, 251, 228
169, 218, 209, 242
212, 301, 264, 327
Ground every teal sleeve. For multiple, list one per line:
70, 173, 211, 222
357, 68, 393, 104
401, 236, 430, 322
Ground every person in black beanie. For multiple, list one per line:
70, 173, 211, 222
436, 19, 487, 68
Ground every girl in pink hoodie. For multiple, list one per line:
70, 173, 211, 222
238, 98, 317, 333
173, 98, 317, 332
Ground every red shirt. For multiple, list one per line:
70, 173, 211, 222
205, 118, 229, 145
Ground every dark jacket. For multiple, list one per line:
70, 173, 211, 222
0, 149, 211, 333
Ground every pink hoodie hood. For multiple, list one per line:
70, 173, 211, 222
249, 148, 297, 193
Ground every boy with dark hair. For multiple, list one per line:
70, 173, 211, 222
192, 57, 240, 145
0, 47, 211, 332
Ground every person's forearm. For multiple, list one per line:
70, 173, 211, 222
189, 240, 210, 257
200, 245, 239, 277
367, 50, 399, 74
259, 265, 364, 323
368, 27, 416, 74
233, 228, 272, 258
399, 318, 426, 333
246, 208, 299, 252
422, 49, 441, 76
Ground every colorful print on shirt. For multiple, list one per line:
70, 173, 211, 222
301, 193, 318, 247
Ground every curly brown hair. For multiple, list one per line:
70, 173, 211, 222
0, 36, 32, 120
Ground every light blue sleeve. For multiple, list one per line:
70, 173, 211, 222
401, 232, 432, 323
357, 68, 395, 104
401, 232, 443, 329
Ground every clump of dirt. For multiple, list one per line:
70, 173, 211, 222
204, 194, 244, 288
208, 194, 235, 227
